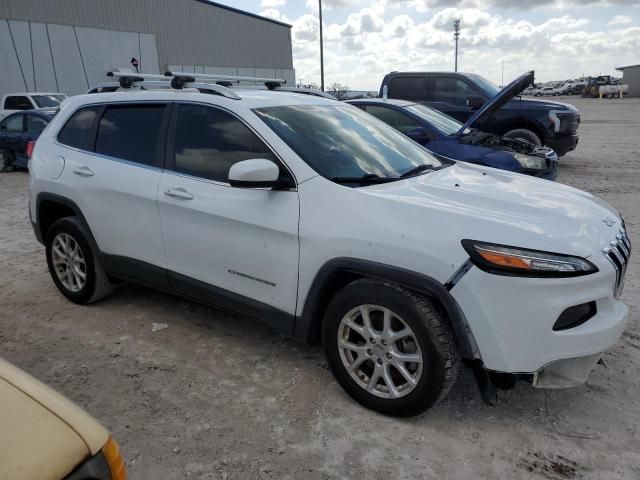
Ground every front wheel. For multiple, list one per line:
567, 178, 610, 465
322, 279, 460, 417
502, 128, 542, 146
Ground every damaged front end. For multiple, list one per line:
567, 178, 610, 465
458, 131, 559, 180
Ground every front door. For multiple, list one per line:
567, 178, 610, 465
157, 103, 300, 328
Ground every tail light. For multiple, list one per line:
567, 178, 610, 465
26, 140, 36, 159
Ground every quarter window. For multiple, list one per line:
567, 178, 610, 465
58, 106, 101, 149
3, 115, 24, 132
95, 104, 166, 166
172, 104, 275, 182
433, 78, 477, 106
4, 96, 33, 110
27, 115, 48, 136
364, 105, 421, 134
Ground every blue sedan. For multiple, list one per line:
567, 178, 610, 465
0, 111, 55, 172
347, 98, 558, 180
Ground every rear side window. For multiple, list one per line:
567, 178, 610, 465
27, 115, 49, 136
172, 104, 275, 182
388, 77, 424, 101
58, 106, 100, 149
95, 104, 166, 166
4, 96, 33, 110
433, 78, 477, 106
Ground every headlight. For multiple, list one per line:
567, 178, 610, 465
513, 152, 545, 170
462, 240, 598, 277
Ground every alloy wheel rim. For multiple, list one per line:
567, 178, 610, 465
52, 233, 86, 292
337, 304, 424, 399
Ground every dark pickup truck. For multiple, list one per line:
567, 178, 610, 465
379, 71, 580, 156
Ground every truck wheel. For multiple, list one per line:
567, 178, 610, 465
45, 217, 114, 304
0, 149, 15, 172
503, 129, 542, 146
322, 279, 460, 417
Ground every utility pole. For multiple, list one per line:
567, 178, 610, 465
319, 0, 325, 91
501, 60, 504, 87
453, 19, 460, 72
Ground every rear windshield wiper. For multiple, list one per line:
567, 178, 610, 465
400, 164, 439, 178
330, 173, 400, 185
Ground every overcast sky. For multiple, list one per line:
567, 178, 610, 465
215, 0, 639, 90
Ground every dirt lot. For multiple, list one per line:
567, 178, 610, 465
1, 97, 639, 479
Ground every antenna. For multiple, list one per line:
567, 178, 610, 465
453, 19, 461, 73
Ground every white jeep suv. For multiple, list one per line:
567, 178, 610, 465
29, 84, 631, 416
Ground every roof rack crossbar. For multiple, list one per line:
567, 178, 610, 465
105, 71, 241, 99
165, 70, 286, 85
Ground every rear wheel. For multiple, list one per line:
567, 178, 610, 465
0, 149, 15, 172
45, 217, 113, 304
323, 279, 460, 417
502, 128, 542, 146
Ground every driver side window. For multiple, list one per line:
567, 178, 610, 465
433, 78, 478, 106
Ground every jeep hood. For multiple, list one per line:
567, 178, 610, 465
363, 162, 620, 257
457, 71, 535, 135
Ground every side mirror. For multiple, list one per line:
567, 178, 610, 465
228, 159, 292, 189
466, 96, 485, 110
406, 127, 429, 142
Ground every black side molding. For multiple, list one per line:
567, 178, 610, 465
296, 257, 481, 360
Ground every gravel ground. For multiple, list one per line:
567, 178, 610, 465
1, 96, 639, 480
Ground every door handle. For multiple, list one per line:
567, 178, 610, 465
164, 187, 194, 200
73, 166, 94, 177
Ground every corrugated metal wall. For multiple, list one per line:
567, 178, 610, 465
0, 19, 160, 96
622, 67, 640, 97
0, 0, 293, 70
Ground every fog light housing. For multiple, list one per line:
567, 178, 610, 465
553, 301, 597, 331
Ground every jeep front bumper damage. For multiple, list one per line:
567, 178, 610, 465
532, 353, 602, 389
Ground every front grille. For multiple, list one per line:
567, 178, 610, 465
603, 228, 632, 297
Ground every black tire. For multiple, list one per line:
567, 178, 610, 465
45, 216, 113, 304
0, 149, 15, 172
322, 279, 460, 417
502, 128, 542, 146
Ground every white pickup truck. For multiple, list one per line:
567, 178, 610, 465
0, 92, 67, 120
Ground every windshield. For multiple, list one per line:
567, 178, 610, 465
31, 95, 66, 108
405, 104, 464, 136
254, 105, 443, 183
466, 74, 500, 97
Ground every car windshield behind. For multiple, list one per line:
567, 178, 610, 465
405, 104, 464, 136
466, 74, 500, 97
254, 105, 443, 183
31, 95, 66, 108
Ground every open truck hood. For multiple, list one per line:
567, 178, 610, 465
457, 71, 535, 135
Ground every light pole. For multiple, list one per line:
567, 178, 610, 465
453, 19, 460, 73
319, 0, 325, 91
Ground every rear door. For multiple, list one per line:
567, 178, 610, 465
426, 76, 485, 122
56, 102, 169, 279
0, 114, 28, 164
157, 102, 300, 326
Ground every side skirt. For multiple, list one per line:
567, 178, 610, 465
101, 254, 295, 335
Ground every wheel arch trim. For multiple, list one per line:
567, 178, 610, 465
296, 257, 481, 360
34, 193, 97, 249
